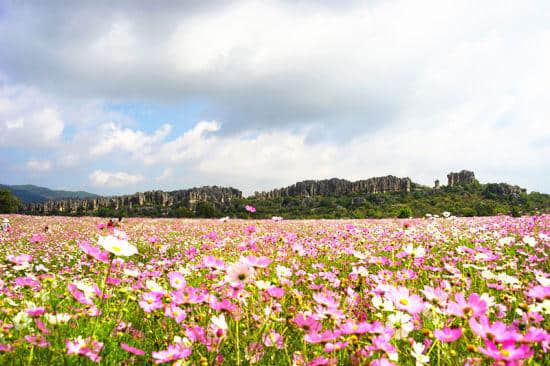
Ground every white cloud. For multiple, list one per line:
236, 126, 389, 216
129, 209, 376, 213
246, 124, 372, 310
0, 1, 549, 193
26, 159, 51, 172
89, 170, 144, 187
90, 123, 172, 157
0, 86, 64, 147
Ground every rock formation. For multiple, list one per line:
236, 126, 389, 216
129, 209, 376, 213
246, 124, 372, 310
253, 176, 411, 199
24, 186, 242, 215
447, 170, 476, 187
483, 183, 526, 197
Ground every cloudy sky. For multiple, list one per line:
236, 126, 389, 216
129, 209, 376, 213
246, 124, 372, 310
1, 0, 549, 196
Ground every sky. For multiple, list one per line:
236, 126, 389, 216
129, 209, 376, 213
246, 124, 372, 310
1, 0, 549, 196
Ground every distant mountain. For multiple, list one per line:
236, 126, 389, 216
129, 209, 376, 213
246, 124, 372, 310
0, 184, 99, 204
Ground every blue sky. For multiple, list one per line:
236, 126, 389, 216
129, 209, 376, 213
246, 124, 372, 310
1, 0, 549, 196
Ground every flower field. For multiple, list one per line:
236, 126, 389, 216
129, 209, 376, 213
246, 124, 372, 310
0, 214, 548, 365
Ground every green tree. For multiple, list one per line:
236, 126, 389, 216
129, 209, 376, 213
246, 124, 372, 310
397, 206, 412, 218
0, 189, 20, 213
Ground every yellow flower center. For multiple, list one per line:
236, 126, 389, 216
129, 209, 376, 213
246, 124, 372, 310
112, 246, 121, 253
400, 298, 409, 305
147, 298, 153, 304
352, 325, 358, 331
500, 349, 510, 357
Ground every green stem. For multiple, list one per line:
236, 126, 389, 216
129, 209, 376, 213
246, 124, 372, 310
26, 345, 34, 366
235, 318, 241, 366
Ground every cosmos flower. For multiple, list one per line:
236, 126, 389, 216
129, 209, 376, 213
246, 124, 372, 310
434, 327, 462, 342
120, 343, 146, 356
385, 287, 425, 314
411, 342, 429, 365
98, 234, 137, 257
138, 292, 164, 313
66, 336, 104, 363
477, 340, 533, 362
167, 272, 186, 290
245, 205, 256, 213
447, 293, 487, 318
152, 344, 192, 364
226, 260, 256, 284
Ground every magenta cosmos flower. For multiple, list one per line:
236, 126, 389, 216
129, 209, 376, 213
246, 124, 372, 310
447, 292, 486, 318
433, 327, 462, 342
120, 343, 145, 356
478, 340, 533, 362
245, 205, 256, 213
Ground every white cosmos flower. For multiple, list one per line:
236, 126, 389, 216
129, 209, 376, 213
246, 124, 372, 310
411, 342, 430, 366
387, 311, 413, 339
13, 311, 32, 330
254, 280, 272, 290
98, 234, 137, 257
522, 236, 536, 247
45, 313, 71, 324
535, 273, 550, 287
146, 280, 164, 293
404, 243, 426, 258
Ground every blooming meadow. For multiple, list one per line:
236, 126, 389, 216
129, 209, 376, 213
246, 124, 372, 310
0, 214, 548, 365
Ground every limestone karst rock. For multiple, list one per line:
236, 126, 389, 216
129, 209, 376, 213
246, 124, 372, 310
253, 176, 412, 199
24, 186, 242, 215
447, 170, 476, 187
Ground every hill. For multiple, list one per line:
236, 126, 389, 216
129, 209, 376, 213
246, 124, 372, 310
15, 170, 550, 218
0, 184, 99, 204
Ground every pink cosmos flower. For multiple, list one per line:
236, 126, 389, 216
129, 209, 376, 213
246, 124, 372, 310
267, 287, 285, 299
293, 314, 322, 333
167, 272, 186, 290
152, 344, 192, 364
164, 303, 187, 323
0, 344, 14, 353
478, 340, 533, 362
66, 336, 103, 363
35, 319, 50, 334
385, 287, 425, 315
68, 283, 94, 306
7, 254, 32, 265
120, 343, 146, 356
324, 341, 348, 353
527, 285, 550, 300
468, 316, 520, 343
26, 307, 45, 317
243, 255, 272, 268
13, 276, 40, 288
138, 292, 164, 313
226, 261, 255, 284
30, 234, 45, 243
245, 205, 256, 213
447, 293, 487, 318
371, 358, 397, 366
263, 330, 284, 349
78, 241, 109, 263
339, 321, 372, 335
201, 256, 225, 270
25, 334, 50, 348
433, 327, 462, 342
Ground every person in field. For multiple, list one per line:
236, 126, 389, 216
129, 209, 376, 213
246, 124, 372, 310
2, 218, 11, 232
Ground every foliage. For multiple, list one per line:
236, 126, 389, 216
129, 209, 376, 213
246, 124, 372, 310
0, 189, 20, 213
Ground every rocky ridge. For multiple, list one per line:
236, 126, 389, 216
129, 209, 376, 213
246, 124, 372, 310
24, 186, 242, 215
253, 176, 412, 199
